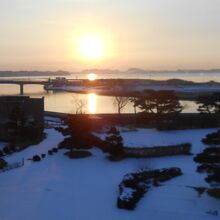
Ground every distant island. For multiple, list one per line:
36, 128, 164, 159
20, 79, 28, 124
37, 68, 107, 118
45, 78, 220, 101
0, 70, 70, 77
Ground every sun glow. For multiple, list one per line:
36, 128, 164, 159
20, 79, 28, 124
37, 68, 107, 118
88, 73, 97, 81
79, 34, 104, 59
88, 93, 97, 114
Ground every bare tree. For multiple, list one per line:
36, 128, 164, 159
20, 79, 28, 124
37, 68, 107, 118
114, 96, 129, 114
72, 96, 87, 114
129, 91, 141, 114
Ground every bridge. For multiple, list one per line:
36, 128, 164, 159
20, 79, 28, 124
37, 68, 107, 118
0, 79, 49, 94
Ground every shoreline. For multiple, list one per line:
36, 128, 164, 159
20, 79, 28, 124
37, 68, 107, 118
45, 78, 220, 101
46, 86, 219, 101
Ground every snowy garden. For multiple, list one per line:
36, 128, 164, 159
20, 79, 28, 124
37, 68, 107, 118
0, 115, 220, 220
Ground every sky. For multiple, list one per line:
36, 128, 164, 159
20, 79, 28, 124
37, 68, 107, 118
0, 0, 219, 71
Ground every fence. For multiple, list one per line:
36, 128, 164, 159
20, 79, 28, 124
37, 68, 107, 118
0, 159, 24, 173
44, 118, 63, 128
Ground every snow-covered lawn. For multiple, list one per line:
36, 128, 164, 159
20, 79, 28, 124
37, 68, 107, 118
98, 127, 216, 153
0, 127, 219, 220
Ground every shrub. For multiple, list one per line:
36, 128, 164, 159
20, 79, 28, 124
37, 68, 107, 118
52, 148, 58, 153
205, 171, 220, 183
194, 153, 220, 163
59, 136, 94, 150
3, 146, 12, 155
41, 154, 46, 158
58, 142, 65, 149
204, 147, 220, 154
197, 164, 219, 173
202, 130, 220, 145
0, 150, 3, 157
105, 127, 124, 160
32, 155, 41, 162
117, 186, 147, 210
207, 188, 220, 199
108, 153, 125, 161
117, 167, 182, 210
48, 150, 53, 155
64, 150, 92, 159
9, 144, 17, 152
0, 158, 7, 169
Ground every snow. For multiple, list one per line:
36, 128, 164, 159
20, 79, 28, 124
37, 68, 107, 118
123, 173, 135, 181
44, 116, 62, 123
0, 127, 220, 220
119, 187, 136, 201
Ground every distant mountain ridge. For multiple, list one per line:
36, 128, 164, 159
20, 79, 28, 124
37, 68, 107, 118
80, 68, 220, 74
1, 69, 220, 77
0, 70, 70, 77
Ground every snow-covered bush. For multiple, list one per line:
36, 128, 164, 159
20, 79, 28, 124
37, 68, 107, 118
64, 150, 92, 159
194, 148, 220, 182
202, 130, 220, 145
52, 147, 58, 153
3, 146, 12, 155
117, 167, 182, 210
118, 185, 147, 210
32, 155, 41, 162
48, 150, 53, 155
207, 188, 220, 199
105, 127, 125, 161
0, 158, 7, 169
194, 151, 220, 164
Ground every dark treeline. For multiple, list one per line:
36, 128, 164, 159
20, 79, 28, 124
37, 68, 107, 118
113, 90, 220, 115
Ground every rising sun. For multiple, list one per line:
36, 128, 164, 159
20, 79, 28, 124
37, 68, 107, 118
88, 73, 97, 81
79, 34, 104, 59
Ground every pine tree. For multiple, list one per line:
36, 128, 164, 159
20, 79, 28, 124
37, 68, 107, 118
194, 131, 220, 199
197, 93, 220, 114
134, 90, 182, 115
105, 127, 124, 159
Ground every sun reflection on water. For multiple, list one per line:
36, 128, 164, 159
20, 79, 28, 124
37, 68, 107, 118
88, 93, 97, 114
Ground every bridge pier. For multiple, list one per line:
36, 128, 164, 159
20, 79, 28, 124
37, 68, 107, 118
0, 79, 50, 94
20, 84, 24, 95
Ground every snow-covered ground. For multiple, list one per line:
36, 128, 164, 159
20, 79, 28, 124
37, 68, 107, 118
0, 127, 219, 220
97, 128, 216, 153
